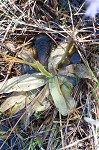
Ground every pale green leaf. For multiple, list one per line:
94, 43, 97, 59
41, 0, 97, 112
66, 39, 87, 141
49, 76, 76, 115
36, 61, 53, 78
0, 73, 47, 93
35, 101, 50, 112
60, 76, 76, 111
48, 43, 67, 72
49, 76, 68, 116
61, 84, 76, 111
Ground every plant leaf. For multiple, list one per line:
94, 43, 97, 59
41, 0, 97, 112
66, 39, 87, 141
61, 84, 76, 111
23, 85, 50, 127
0, 73, 47, 93
0, 92, 26, 113
48, 43, 67, 72
11, 91, 37, 115
36, 61, 53, 78
48, 40, 74, 72
60, 76, 77, 110
58, 64, 93, 79
18, 47, 35, 63
27, 85, 50, 113
49, 76, 68, 116
49, 76, 77, 115
0, 91, 37, 114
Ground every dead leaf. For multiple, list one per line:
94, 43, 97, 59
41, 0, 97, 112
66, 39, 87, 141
5, 41, 16, 52
58, 64, 93, 79
18, 47, 35, 63
24, 85, 50, 127
11, 90, 37, 115
0, 92, 26, 113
